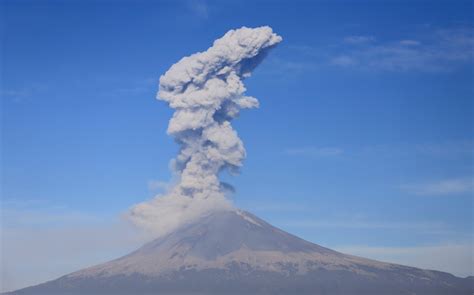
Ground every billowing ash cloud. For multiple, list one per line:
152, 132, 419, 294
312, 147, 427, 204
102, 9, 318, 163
127, 26, 282, 236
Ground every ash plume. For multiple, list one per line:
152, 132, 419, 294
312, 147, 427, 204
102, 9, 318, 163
127, 26, 282, 236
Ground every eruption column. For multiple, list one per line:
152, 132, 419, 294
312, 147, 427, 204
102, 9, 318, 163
128, 26, 282, 236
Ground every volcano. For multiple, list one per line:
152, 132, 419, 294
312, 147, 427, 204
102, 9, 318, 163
6, 210, 473, 295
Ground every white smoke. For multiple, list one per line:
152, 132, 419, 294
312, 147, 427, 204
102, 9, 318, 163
127, 26, 282, 237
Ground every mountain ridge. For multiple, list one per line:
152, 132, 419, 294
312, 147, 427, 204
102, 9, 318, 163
5, 210, 473, 295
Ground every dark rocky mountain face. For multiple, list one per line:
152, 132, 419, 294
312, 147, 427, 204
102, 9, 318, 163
6, 210, 473, 295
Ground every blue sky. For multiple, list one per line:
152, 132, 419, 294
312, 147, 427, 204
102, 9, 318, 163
1, 0, 473, 291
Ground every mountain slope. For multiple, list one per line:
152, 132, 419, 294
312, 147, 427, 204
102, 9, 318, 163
7, 210, 473, 295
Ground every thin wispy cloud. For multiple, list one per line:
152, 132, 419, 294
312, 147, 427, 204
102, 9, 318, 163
262, 55, 321, 77
332, 26, 474, 72
276, 25, 473, 74
282, 219, 451, 233
0, 83, 47, 103
414, 141, 474, 156
330, 55, 357, 66
113, 77, 156, 95
285, 147, 344, 157
401, 177, 474, 196
0, 89, 30, 98
343, 35, 376, 44
399, 39, 421, 46
358, 140, 474, 159
285, 141, 472, 159
187, 0, 210, 19
334, 244, 473, 278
